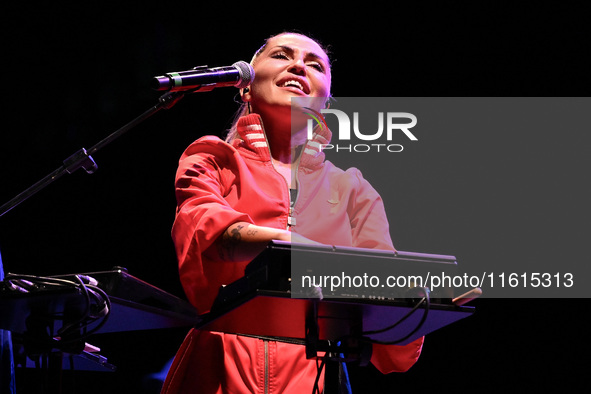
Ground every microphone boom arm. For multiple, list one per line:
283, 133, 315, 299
0, 91, 185, 218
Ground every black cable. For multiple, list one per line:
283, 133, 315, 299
57, 279, 111, 342
79, 283, 111, 336
5, 273, 86, 290
57, 275, 91, 339
362, 296, 425, 336
362, 287, 430, 345
4, 273, 111, 350
312, 356, 326, 394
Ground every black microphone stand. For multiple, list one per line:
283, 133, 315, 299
0, 91, 184, 218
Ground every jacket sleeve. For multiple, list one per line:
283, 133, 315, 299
370, 338, 424, 373
172, 137, 253, 313
346, 168, 424, 373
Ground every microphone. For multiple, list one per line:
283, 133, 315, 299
151, 61, 254, 92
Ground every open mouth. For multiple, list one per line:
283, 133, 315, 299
278, 78, 309, 94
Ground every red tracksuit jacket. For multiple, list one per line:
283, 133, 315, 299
162, 114, 423, 393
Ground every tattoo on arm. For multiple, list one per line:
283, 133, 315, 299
218, 224, 244, 261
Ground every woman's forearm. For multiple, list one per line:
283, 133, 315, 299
208, 222, 289, 262
206, 221, 319, 262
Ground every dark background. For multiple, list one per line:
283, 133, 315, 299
1, 2, 589, 392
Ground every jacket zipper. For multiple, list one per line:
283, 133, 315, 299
264, 339, 269, 394
288, 146, 304, 228
264, 141, 303, 230
256, 125, 294, 230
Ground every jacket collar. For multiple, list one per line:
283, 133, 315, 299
232, 113, 332, 171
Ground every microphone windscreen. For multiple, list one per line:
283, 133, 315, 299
233, 61, 255, 88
